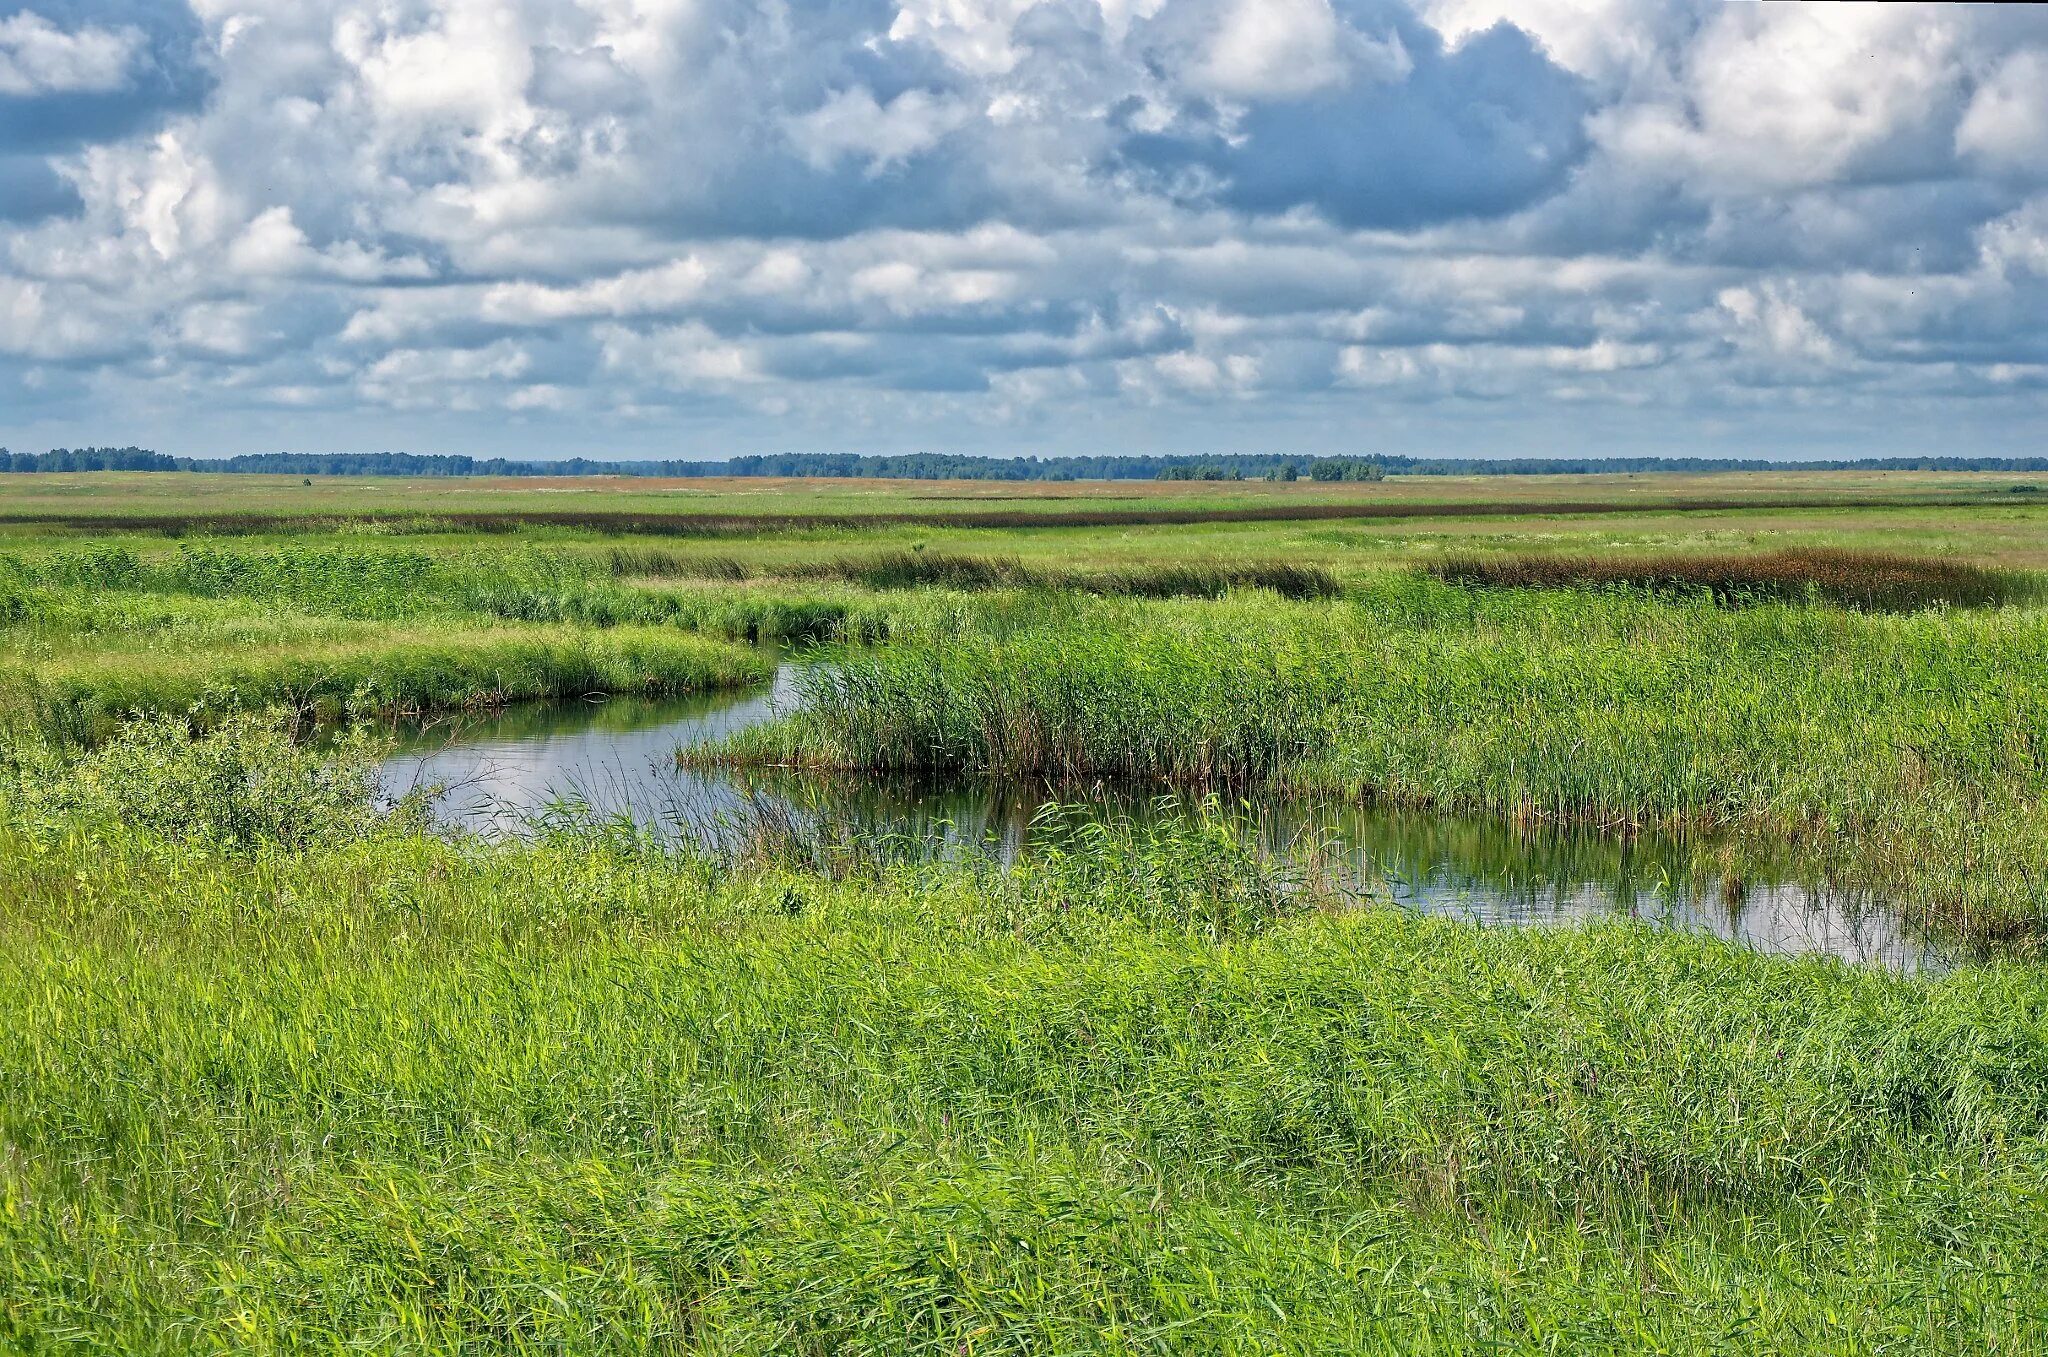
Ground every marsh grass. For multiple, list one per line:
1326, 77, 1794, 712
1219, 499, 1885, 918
602, 547, 752, 580
1005, 797, 1336, 940
4, 490, 2048, 1349
733, 585, 2048, 939
693, 789, 1338, 939
0, 798, 2044, 1351
1430, 547, 2026, 611
0, 484, 2015, 538
797, 549, 1342, 599
0, 610, 772, 744
0, 544, 867, 643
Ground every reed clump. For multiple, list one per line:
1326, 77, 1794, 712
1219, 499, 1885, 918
1429, 547, 2025, 611
798, 550, 1342, 600
747, 584, 2048, 938
602, 547, 752, 580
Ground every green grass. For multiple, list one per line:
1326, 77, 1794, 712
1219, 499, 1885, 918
2, 472, 2048, 1349
1, 789, 2045, 1351
1, 608, 771, 743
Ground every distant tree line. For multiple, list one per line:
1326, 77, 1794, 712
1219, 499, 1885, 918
1157, 458, 1385, 482
2, 447, 181, 472
5, 446, 2048, 479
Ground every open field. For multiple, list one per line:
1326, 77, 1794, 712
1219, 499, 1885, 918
2, 470, 2047, 1351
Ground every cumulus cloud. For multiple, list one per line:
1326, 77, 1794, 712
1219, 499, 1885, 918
0, 0, 2044, 459
0, 11, 141, 95
1957, 49, 2048, 180
1595, 5, 1970, 193
1195, 0, 1355, 99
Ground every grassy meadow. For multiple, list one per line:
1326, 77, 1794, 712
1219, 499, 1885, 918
2, 470, 2047, 1352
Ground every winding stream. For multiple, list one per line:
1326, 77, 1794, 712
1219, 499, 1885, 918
377, 666, 1951, 972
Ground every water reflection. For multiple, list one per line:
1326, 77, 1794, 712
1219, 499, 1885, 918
377, 670, 1948, 972
378, 667, 804, 837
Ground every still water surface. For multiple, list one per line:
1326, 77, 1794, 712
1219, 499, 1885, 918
377, 668, 1949, 972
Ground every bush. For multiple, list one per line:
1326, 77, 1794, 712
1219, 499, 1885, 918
5, 714, 410, 852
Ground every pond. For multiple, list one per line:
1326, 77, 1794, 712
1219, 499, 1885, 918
377, 666, 1952, 972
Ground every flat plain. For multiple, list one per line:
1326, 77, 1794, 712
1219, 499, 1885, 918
2, 469, 2047, 1354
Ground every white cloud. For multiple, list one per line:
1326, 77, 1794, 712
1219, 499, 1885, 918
1598, 5, 1970, 192
598, 321, 762, 389
1417, 0, 1660, 83
1979, 199, 2048, 278
481, 257, 711, 324
226, 206, 314, 275
364, 341, 531, 385
333, 2, 534, 131
1958, 50, 2048, 179
68, 132, 235, 263
1337, 339, 1664, 393
355, 339, 535, 409
0, 12, 142, 96
1196, 0, 1352, 99
1715, 285, 1842, 366
788, 88, 971, 172
175, 301, 265, 358
2, 0, 2046, 459
886, 0, 1044, 76
506, 382, 569, 410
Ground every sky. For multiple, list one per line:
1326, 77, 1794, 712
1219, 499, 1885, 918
2, 1, 2047, 463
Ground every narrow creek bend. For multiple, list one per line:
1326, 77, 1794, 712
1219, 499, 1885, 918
376, 665, 1953, 972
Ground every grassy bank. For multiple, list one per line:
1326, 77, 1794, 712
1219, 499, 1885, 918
18, 623, 769, 739
0, 573, 773, 743
789, 550, 1341, 600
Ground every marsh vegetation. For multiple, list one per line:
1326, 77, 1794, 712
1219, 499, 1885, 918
1, 471, 2046, 1352
1429, 546, 2026, 611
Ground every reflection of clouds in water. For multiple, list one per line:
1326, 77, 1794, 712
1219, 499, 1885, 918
376, 671, 1948, 974
1378, 876, 1920, 970
380, 675, 799, 835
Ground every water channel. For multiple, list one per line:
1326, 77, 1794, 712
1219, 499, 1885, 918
376, 666, 1951, 972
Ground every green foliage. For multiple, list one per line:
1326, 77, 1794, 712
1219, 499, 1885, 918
1153, 462, 1242, 480
4, 713, 404, 852
1308, 457, 1384, 482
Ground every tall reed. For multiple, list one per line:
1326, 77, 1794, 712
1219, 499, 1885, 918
750, 581, 2048, 937
1430, 547, 2025, 611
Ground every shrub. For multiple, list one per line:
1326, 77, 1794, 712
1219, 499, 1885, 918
5, 714, 411, 852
